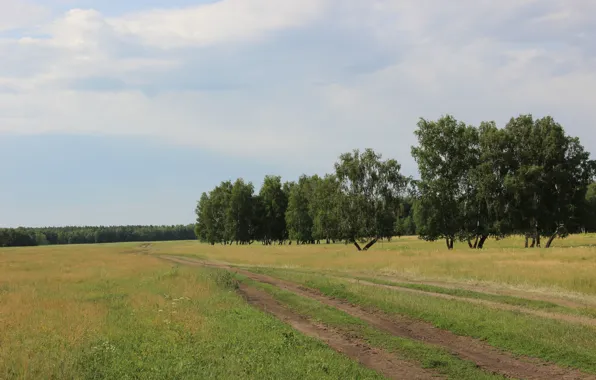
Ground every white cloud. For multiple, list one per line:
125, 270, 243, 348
0, 0, 48, 32
0, 0, 595, 174
110, 0, 328, 48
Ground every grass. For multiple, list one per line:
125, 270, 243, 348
151, 234, 596, 296
0, 245, 384, 379
252, 267, 596, 374
5, 234, 596, 378
240, 275, 506, 380
354, 276, 596, 318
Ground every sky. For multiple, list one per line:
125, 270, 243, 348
1, 0, 595, 227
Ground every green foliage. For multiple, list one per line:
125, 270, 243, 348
585, 183, 596, 232
411, 115, 479, 247
0, 225, 195, 248
285, 175, 314, 244
260, 176, 289, 244
412, 114, 596, 248
334, 148, 409, 249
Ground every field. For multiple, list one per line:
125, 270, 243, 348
3, 235, 596, 379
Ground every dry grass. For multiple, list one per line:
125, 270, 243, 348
153, 234, 596, 297
0, 244, 207, 378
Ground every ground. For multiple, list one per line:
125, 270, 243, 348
2, 235, 596, 379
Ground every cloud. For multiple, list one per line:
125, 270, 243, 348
110, 0, 329, 48
0, 0, 49, 32
0, 0, 595, 175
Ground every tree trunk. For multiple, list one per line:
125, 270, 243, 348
545, 226, 560, 249
446, 238, 454, 250
477, 235, 488, 249
535, 233, 541, 248
467, 239, 473, 249
353, 240, 362, 251
530, 238, 535, 248
524, 235, 529, 248
473, 235, 480, 249
363, 238, 379, 251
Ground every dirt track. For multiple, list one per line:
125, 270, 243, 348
162, 255, 596, 380
239, 283, 438, 380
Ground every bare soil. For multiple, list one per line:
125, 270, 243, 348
163, 255, 596, 380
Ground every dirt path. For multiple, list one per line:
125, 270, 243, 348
163, 255, 596, 380
239, 283, 439, 380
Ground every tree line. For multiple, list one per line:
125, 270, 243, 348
196, 114, 596, 249
0, 225, 195, 248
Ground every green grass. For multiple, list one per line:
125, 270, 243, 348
239, 275, 505, 380
355, 276, 596, 318
252, 267, 596, 374
74, 268, 384, 380
0, 247, 384, 380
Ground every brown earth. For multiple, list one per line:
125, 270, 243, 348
239, 283, 439, 380
163, 255, 596, 380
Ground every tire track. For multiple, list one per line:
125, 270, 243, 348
239, 283, 440, 380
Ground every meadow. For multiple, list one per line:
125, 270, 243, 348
3, 234, 596, 379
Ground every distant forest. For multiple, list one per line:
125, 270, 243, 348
0, 225, 195, 248
196, 115, 596, 249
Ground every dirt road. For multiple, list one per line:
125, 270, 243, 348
162, 255, 596, 380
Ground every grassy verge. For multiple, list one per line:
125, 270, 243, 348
355, 276, 596, 318
252, 267, 596, 374
0, 248, 384, 379
232, 264, 596, 317
238, 275, 505, 380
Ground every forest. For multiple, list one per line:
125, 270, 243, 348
0, 225, 195, 248
195, 115, 596, 249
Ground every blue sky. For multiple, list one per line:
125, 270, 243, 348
1, 0, 595, 227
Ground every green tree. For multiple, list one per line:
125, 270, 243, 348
286, 175, 314, 244
309, 175, 341, 244
226, 179, 255, 244
334, 149, 408, 250
503, 115, 596, 247
411, 115, 479, 249
259, 176, 289, 245
585, 183, 596, 232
